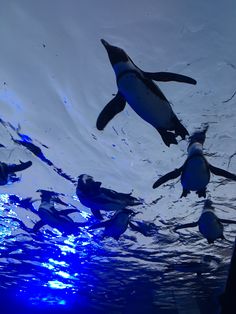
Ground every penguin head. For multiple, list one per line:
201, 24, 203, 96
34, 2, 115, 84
189, 131, 206, 146
188, 125, 209, 146
77, 174, 101, 195
101, 39, 129, 66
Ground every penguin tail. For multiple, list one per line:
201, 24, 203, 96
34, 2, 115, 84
157, 129, 178, 146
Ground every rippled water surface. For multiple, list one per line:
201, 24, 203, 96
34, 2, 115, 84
0, 1, 236, 313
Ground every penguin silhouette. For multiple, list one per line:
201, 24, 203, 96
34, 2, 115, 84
153, 128, 236, 197
174, 200, 236, 243
0, 160, 32, 185
97, 39, 197, 146
33, 190, 86, 235
76, 174, 143, 219
89, 209, 143, 240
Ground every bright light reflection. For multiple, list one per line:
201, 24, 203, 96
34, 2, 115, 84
52, 228, 62, 236
29, 295, 67, 306
47, 280, 73, 289
55, 271, 71, 279
0, 194, 9, 203
58, 245, 76, 254
64, 235, 76, 244
48, 258, 68, 267
42, 262, 54, 270
80, 211, 91, 219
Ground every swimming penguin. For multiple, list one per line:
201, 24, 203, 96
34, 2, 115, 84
97, 39, 197, 146
0, 160, 32, 185
167, 255, 220, 276
88, 208, 142, 240
33, 190, 86, 235
153, 127, 236, 197
174, 200, 236, 243
76, 174, 143, 219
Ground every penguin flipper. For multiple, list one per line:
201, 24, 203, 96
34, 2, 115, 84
96, 92, 126, 130
219, 219, 236, 224
209, 164, 236, 180
129, 221, 147, 236
32, 220, 46, 233
153, 167, 183, 189
90, 208, 104, 220
157, 129, 178, 146
174, 221, 198, 231
143, 71, 197, 85
7, 160, 32, 173
88, 220, 108, 230
60, 209, 80, 215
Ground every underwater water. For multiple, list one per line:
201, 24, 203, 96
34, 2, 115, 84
0, 0, 236, 313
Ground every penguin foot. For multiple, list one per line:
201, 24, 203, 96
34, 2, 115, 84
180, 189, 190, 198
174, 122, 189, 139
197, 190, 206, 198
157, 129, 178, 146
207, 239, 214, 244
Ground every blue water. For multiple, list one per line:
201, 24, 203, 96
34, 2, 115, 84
0, 184, 233, 314
1, 1, 236, 312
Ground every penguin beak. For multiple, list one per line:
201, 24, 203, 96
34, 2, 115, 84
101, 39, 110, 48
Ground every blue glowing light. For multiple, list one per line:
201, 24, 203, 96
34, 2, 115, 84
18, 133, 32, 142
42, 262, 55, 270
29, 294, 67, 306
80, 211, 91, 219
52, 228, 63, 236
0, 194, 10, 204
55, 271, 71, 279
58, 244, 76, 254
48, 258, 68, 267
47, 280, 73, 289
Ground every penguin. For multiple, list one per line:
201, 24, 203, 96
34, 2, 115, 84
0, 160, 32, 185
88, 208, 143, 240
76, 174, 143, 219
153, 127, 236, 197
174, 200, 236, 244
97, 39, 197, 146
167, 255, 220, 276
33, 190, 86, 235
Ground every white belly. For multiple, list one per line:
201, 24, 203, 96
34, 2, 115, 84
118, 74, 173, 129
181, 157, 210, 190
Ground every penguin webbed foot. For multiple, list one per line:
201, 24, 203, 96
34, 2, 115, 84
197, 189, 206, 198
173, 115, 189, 140
157, 129, 178, 146
181, 189, 190, 198
207, 239, 214, 244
